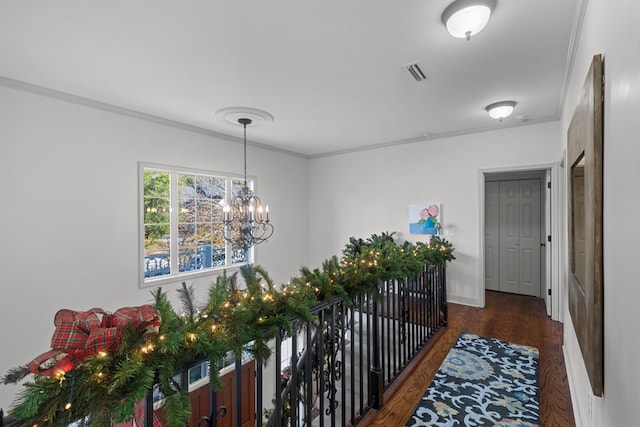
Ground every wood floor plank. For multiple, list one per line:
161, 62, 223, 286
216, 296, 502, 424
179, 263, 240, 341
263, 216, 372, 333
361, 290, 575, 426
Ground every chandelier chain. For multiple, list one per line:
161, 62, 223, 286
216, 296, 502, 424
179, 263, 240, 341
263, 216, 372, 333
243, 120, 247, 186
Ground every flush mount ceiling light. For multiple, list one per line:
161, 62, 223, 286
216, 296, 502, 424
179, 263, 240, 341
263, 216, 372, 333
485, 100, 517, 121
441, 0, 496, 41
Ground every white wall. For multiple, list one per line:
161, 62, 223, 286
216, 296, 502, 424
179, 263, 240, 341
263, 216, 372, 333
308, 121, 562, 307
0, 83, 309, 411
560, 0, 640, 425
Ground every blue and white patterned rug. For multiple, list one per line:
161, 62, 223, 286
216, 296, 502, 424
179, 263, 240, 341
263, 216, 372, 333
406, 333, 540, 427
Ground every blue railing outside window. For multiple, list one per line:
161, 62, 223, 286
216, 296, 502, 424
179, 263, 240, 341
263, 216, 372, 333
144, 245, 246, 278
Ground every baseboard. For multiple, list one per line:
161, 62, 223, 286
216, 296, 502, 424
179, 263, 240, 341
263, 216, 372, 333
563, 343, 585, 427
446, 294, 482, 307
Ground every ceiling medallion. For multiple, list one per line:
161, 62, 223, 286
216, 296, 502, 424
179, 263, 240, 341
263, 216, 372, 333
215, 107, 274, 128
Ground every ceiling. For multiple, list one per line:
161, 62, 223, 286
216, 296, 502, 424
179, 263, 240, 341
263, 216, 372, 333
0, 1, 582, 158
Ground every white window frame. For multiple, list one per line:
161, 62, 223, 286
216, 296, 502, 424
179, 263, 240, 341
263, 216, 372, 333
139, 162, 254, 288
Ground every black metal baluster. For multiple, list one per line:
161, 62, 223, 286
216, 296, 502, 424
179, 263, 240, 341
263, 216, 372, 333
256, 359, 263, 427
424, 267, 428, 343
370, 282, 384, 410
418, 273, 423, 350
305, 319, 313, 427
274, 332, 282, 427
329, 304, 336, 427
424, 268, 435, 342
400, 279, 406, 367
358, 296, 364, 418
349, 305, 356, 424
392, 279, 396, 382
396, 279, 401, 376
410, 275, 416, 359
443, 265, 448, 326
318, 309, 325, 427
433, 264, 438, 332
235, 357, 242, 427
291, 322, 299, 427
385, 279, 391, 385
145, 385, 154, 427
366, 293, 372, 410
340, 301, 347, 427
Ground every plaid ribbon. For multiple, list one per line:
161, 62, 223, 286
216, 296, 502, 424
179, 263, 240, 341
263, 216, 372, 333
28, 305, 160, 377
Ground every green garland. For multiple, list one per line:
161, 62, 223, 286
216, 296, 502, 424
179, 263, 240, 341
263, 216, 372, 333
2, 233, 454, 427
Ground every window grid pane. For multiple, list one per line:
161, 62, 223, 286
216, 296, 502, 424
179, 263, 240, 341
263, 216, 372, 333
144, 170, 171, 278
230, 179, 250, 264
143, 166, 249, 283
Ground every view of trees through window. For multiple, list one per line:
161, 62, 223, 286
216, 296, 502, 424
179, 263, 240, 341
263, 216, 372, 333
143, 165, 249, 283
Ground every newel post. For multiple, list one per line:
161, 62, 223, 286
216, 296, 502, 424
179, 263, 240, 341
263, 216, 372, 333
369, 280, 385, 410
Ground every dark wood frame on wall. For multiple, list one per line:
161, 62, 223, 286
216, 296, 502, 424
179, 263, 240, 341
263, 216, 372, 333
567, 54, 604, 396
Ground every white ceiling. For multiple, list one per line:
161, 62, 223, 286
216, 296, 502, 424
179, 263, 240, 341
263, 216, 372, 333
0, 0, 582, 157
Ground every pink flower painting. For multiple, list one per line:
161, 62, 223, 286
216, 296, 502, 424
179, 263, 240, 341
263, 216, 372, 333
410, 203, 441, 234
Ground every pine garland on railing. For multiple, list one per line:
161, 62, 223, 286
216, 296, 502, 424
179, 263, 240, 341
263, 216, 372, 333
1, 233, 454, 427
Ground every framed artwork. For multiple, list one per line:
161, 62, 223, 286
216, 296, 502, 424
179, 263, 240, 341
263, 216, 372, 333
409, 204, 441, 234
567, 54, 604, 396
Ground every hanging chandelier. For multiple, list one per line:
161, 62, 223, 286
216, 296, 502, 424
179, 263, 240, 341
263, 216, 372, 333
221, 117, 273, 250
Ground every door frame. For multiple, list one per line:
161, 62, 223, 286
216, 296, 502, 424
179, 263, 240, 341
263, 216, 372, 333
478, 162, 563, 321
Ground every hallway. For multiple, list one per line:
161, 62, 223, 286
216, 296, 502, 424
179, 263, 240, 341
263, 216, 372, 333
363, 290, 575, 426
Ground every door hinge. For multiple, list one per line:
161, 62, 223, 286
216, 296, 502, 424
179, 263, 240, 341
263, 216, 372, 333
547, 235, 551, 242
548, 288, 552, 296
547, 182, 551, 189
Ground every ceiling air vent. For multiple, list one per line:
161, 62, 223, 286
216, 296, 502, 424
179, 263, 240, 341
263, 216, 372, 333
404, 62, 430, 82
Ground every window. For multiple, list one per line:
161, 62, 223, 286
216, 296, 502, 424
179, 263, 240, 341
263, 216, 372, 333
186, 346, 253, 388
141, 163, 251, 286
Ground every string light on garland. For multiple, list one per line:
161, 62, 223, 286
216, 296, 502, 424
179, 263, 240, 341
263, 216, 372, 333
141, 343, 154, 354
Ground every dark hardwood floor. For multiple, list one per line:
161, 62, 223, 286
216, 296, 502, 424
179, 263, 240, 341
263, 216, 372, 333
362, 290, 575, 426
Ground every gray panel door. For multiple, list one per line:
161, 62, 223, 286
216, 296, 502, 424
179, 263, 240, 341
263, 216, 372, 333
484, 182, 500, 291
494, 179, 542, 297
499, 181, 521, 293
518, 180, 541, 296
544, 170, 552, 315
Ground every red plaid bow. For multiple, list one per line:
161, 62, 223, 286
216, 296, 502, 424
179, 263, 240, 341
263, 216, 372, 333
28, 305, 160, 377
